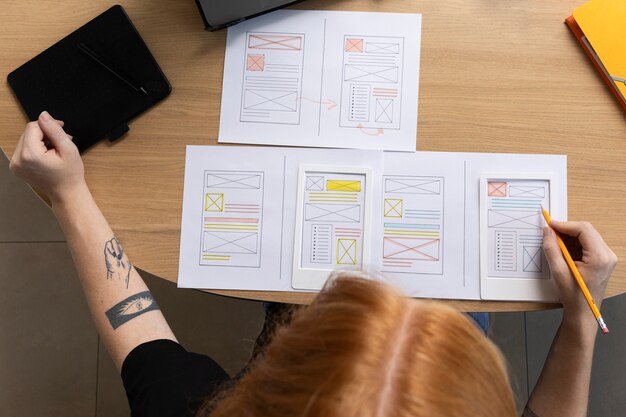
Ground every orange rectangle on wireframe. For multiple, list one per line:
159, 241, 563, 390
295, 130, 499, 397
345, 38, 363, 52
246, 54, 265, 71
488, 181, 507, 197
205, 217, 259, 223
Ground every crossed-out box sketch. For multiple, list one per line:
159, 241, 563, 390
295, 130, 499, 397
203, 231, 258, 254
336, 239, 357, 265
305, 203, 360, 223
523, 246, 543, 272
243, 89, 298, 112
246, 54, 265, 71
383, 237, 440, 261
488, 181, 507, 197
384, 177, 441, 194
365, 42, 400, 54
344, 65, 399, 83
306, 176, 324, 191
206, 172, 262, 189
205, 193, 224, 212
384, 198, 403, 218
509, 185, 546, 198
375, 99, 393, 123
247, 34, 303, 50
488, 210, 543, 229
326, 179, 361, 192
345, 38, 363, 52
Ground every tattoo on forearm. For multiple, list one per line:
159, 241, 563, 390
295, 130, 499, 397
104, 237, 132, 288
105, 291, 159, 330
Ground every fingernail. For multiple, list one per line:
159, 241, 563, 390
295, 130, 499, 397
40, 111, 52, 122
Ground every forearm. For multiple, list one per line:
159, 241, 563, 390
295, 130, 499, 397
51, 183, 176, 370
526, 313, 597, 417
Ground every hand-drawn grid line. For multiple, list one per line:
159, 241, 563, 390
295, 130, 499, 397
523, 246, 543, 272
205, 172, 262, 189
240, 32, 305, 126
384, 177, 442, 195
494, 230, 517, 272
339, 35, 404, 131
310, 224, 332, 264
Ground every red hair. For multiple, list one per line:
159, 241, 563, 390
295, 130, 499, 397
200, 276, 516, 417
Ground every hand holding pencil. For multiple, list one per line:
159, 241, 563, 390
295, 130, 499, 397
541, 211, 617, 334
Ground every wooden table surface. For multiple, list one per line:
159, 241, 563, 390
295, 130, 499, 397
1, 0, 624, 311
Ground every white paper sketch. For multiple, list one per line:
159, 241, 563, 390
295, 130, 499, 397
485, 179, 550, 279
300, 173, 366, 269
219, 10, 422, 151
200, 171, 264, 267
340, 36, 404, 131
241, 32, 305, 124
179, 146, 567, 302
381, 176, 444, 275
479, 174, 560, 302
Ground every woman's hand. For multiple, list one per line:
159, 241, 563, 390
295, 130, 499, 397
543, 220, 617, 333
9, 111, 86, 205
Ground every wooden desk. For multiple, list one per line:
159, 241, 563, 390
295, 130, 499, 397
1, 0, 624, 311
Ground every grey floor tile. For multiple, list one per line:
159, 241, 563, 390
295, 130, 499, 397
0, 154, 64, 242
526, 295, 626, 417
588, 294, 626, 417
96, 340, 129, 417
0, 242, 98, 417
525, 307, 562, 394
489, 312, 528, 414
96, 269, 264, 416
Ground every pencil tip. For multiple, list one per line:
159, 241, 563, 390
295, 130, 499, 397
140, 87, 148, 96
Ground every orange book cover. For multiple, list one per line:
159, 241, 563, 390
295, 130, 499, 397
565, 0, 626, 112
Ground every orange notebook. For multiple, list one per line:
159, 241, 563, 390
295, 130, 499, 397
566, 0, 626, 112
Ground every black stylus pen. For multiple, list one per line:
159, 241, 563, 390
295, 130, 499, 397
77, 42, 148, 96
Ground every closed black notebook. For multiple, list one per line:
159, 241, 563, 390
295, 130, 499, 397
7, 5, 171, 152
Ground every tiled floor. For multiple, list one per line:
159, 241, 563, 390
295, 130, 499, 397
1, 153, 624, 416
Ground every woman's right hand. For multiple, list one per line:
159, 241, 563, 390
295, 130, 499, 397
9, 111, 86, 205
543, 220, 617, 333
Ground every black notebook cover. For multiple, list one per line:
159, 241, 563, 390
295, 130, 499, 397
7, 5, 171, 152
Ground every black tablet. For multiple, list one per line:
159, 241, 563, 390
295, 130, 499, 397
195, 0, 304, 31
7, 5, 171, 152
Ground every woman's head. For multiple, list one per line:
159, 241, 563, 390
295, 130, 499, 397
204, 275, 516, 417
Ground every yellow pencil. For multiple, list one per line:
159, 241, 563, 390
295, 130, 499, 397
541, 207, 609, 334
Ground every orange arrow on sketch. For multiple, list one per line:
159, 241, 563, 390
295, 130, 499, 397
296, 96, 337, 109
356, 123, 384, 136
